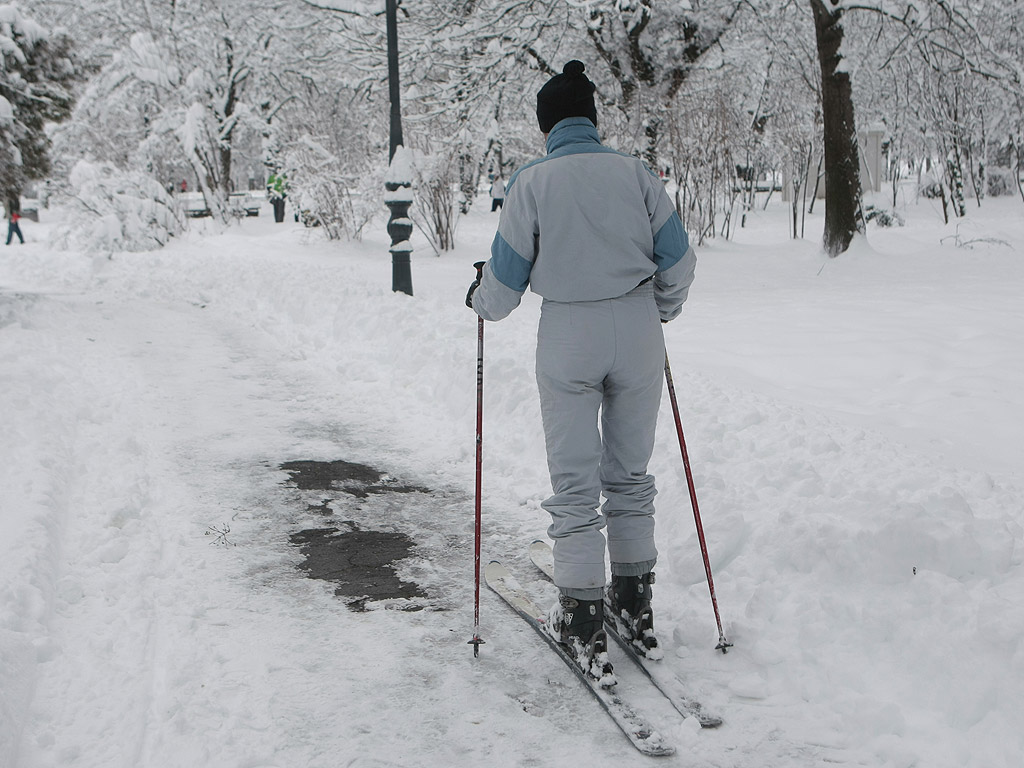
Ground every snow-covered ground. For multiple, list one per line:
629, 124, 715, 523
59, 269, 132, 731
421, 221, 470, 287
2, 191, 1022, 768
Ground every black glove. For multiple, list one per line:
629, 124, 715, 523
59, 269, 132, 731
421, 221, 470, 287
466, 261, 486, 308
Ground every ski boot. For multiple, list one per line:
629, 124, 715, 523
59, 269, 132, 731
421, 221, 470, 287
547, 594, 616, 687
608, 571, 663, 659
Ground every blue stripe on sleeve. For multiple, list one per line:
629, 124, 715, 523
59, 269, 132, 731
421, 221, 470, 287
652, 214, 689, 272
490, 233, 533, 292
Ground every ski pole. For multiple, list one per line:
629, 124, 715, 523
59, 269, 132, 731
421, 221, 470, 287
469, 265, 486, 657
664, 353, 732, 653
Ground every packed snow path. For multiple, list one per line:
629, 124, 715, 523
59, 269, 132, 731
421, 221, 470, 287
1, 285, 544, 767
2, 278, 704, 767
3, 202, 1024, 767
0, 285, 834, 767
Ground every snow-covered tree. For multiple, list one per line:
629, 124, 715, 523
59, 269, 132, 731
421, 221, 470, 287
0, 4, 78, 211
401, 0, 746, 170
276, 84, 383, 240
841, 0, 1024, 220
567, 0, 744, 165
50, 0, 329, 223
33, 0, 1024, 256
749, 0, 1024, 253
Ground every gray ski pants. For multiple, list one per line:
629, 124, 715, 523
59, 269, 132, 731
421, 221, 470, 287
536, 281, 664, 600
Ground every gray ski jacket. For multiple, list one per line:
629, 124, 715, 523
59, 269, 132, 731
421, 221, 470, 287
472, 117, 696, 322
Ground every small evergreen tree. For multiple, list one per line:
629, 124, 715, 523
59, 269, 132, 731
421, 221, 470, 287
0, 5, 79, 210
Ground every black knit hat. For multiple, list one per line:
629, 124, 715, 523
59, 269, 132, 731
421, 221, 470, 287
536, 60, 597, 133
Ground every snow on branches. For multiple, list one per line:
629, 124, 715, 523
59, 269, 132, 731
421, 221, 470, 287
0, 4, 77, 206
54, 160, 185, 255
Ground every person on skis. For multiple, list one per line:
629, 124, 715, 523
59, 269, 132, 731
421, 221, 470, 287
466, 60, 696, 679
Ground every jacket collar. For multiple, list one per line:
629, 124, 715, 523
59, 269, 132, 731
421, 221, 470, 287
545, 117, 601, 154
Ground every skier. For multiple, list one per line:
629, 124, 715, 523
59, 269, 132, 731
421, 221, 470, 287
489, 175, 505, 212
466, 61, 696, 675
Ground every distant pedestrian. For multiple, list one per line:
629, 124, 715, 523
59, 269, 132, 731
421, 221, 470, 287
267, 172, 288, 223
181, 179, 188, 193
6, 210, 23, 245
489, 176, 505, 212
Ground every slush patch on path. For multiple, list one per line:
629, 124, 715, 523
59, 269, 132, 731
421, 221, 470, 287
280, 459, 428, 497
289, 524, 427, 610
282, 459, 430, 611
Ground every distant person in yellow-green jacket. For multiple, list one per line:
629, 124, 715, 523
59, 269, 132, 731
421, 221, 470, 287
267, 173, 288, 223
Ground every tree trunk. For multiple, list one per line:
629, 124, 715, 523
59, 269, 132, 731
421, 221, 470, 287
220, 37, 239, 200
810, 0, 864, 257
1017, 143, 1024, 204
808, 153, 823, 214
801, 142, 813, 238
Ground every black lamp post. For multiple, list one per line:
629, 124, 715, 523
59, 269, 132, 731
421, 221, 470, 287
385, 0, 413, 295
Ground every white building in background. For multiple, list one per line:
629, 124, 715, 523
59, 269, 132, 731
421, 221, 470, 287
783, 124, 887, 201
858, 123, 887, 195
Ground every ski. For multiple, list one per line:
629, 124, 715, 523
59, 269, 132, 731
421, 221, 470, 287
484, 560, 675, 757
529, 539, 723, 729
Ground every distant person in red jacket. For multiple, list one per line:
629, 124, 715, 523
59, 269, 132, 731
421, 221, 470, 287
6, 210, 23, 245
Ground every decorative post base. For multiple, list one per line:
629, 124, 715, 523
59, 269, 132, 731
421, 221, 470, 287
390, 245, 413, 295
384, 193, 413, 296
385, 145, 413, 296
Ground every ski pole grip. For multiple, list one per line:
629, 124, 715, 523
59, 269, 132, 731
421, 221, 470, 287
473, 261, 485, 279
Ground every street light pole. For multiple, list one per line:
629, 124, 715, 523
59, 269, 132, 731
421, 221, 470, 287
385, 0, 413, 296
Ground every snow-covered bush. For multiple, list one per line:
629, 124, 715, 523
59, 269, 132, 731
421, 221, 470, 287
985, 167, 1018, 198
53, 160, 184, 253
918, 170, 944, 200
408, 147, 460, 254
664, 88, 747, 245
283, 135, 378, 241
864, 205, 905, 227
